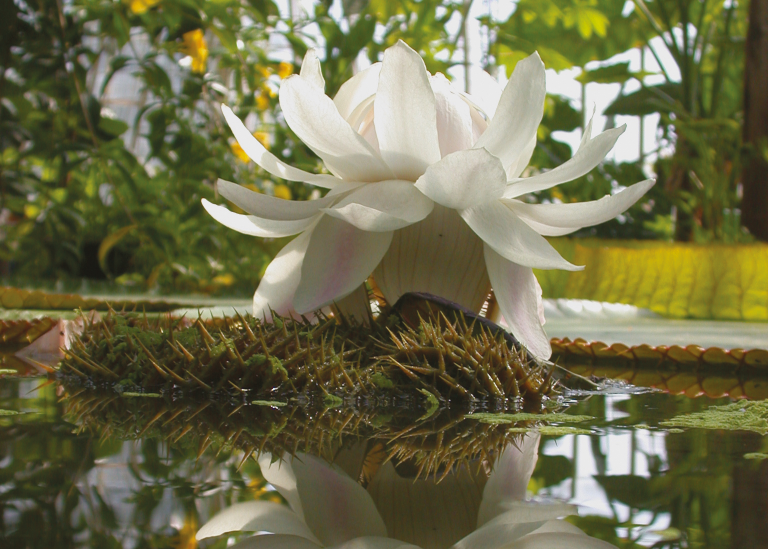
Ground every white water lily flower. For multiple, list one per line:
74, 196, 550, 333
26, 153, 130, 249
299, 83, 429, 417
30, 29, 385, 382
202, 41, 654, 360
196, 435, 618, 549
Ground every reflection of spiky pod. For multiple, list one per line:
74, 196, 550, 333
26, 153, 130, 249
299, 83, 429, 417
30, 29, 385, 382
61, 381, 538, 481
373, 311, 553, 401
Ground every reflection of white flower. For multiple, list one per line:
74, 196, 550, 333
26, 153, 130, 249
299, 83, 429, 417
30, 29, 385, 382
196, 435, 618, 549
203, 41, 654, 359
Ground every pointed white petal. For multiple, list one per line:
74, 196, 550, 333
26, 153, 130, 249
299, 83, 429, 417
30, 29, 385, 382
502, 532, 620, 549
508, 179, 655, 235
217, 179, 338, 220
260, 453, 387, 546
503, 126, 626, 198
373, 205, 490, 312
300, 49, 325, 92
483, 247, 553, 360
507, 136, 537, 179
323, 180, 433, 231
431, 74, 474, 157
202, 199, 318, 237
477, 436, 542, 526
474, 53, 546, 174
221, 105, 339, 188
374, 40, 441, 180
461, 202, 582, 271
253, 230, 313, 321
452, 521, 544, 549
280, 76, 394, 182
230, 534, 323, 549
334, 63, 382, 121
580, 108, 596, 148
462, 67, 503, 119
415, 148, 506, 210
332, 537, 422, 549
294, 215, 392, 313
530, 520, 588, 535
196, 501, 320, 543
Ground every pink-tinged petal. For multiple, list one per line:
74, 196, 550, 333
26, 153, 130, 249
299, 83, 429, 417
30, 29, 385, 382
323, 180, 433, 232
414, 148, 506, 210
374, 41, 441, 180
293, 216, 392, 313
477, 435, 542, 526
483, 247, 553, 360
332, 537, 421, 549
230, 534, 323, 549
202, 199, 318, 238
462, 202, 582, 271
431, 74, 474, 157
474, 53, 545, 174
503, 532, 620, 549
217, 179, 344, 220
221, 105, 339, 189
507, 179, 655, 235
334, 63, 382, 121
373, 205, 490, 313
259, 453, 387, 546
300, 49, 325, 92
196, 501, 319, 543
503, 126, 626, 199
253, 230, 313, 321
280, 76, 394, 182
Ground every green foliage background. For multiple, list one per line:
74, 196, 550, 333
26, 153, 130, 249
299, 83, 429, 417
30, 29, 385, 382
0, 0, 750, 295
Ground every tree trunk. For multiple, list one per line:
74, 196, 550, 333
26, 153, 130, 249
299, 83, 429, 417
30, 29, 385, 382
742, 0, 768, 241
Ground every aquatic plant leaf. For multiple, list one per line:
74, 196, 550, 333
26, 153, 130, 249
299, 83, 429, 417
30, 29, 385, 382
468, 413, 593, 425
659, 400, 768, 434
537, 241, 768, 322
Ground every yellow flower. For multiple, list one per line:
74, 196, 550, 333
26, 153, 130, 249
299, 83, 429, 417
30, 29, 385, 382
230, 142, 250, 163
126, 0, 159, 15
212, 273, 235, 286
255, 90, 271, 111
273, 184, 292, 200
277, 61, 293, 79
253, 131, 270, 150
182, 29, 208, 74
231, 131, 270, 162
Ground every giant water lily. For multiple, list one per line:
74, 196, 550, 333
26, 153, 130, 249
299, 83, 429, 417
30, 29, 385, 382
196, 435, 618, 549
202, 41, 654, 359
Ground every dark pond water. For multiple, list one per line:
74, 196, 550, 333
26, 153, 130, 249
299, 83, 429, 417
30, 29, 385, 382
1, 375, 767, 549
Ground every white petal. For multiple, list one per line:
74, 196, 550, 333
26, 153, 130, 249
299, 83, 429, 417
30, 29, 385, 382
217, 179, 339, 220
202, 199, 318, 237
431, 74, 474, 157
508, 179, 655, 235
196, 501, 319, 543
474, 53, 546, 174
452, 521, 544, 549
477, 436, 542, 526
503, 126, 626, 199
483, 247, 553, 360
334, 63, 382, 121
230, 534, 323, 549
463, 67, 503, 118
374, 40, 441, 180
507, 136, 537, 179
280, 76, 394, 182
260, 453, 387, 546
461, 202, 582, 271
253, 230, 313, 321
503, 532, 620, 549
415, 148, 506, 210
332, 537, 422, 549
300, 49, 325, 92
221, 105, 339, 188
530, 520, 588, 536
324, 180, 433, 231
373, 205, 490, 312
294, 215, 392, 313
